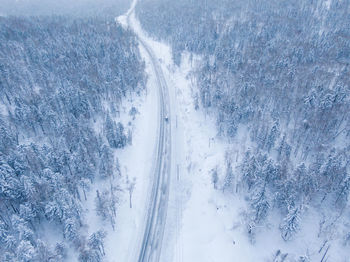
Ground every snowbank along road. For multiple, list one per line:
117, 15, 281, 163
126, 2, 173, 262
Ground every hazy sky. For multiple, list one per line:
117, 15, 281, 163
0, 0, 131, 17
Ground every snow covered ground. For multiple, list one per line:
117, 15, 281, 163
81, 42, 159, 262
81, 3, 350, 262
122, 13, 350, 262
121, 11, 254, 261
157, 50, 350, 262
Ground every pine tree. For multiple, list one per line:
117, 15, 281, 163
280, 206, 301, 241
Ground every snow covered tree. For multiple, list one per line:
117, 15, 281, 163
335, 175, 350, 206
211, 166, 219, 190
280, 206, 302, 241
223, 159, 234, 192
105, 115, 127, 149
0, 14, 146, 257
95, 189, 117, 230
250, 185, 270, 224
16, 240, 37, 262
88, 230, 106, 257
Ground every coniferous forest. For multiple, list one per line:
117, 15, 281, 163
136, 0, 350, 246
0, 15, 145, 261
1, 0, 350, 261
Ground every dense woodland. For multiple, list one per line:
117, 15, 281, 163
0, 16, 145, 261
1, 0, 350, 260
136, 0, 350, 247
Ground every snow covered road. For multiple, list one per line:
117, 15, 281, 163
134, 37, 172, 262
126, 2, 173, 261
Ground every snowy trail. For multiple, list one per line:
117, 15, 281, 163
123, 1, 173, 261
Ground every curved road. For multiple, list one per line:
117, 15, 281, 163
126, 3, 172, 262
